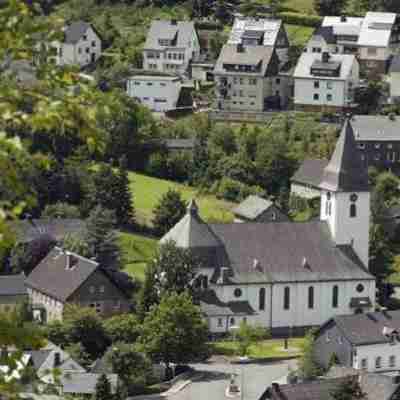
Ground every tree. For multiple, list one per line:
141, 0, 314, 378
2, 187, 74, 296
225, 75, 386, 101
297, 329, 320, 380
61, 233, 90, 258
233, 321, 269, 357
84, 206, 120, 268
331, 376, 366, 400
104, 342, 153, 395
314, 0, 348, 15
95, 373, 112, 400
41, 202, 81, 219
152, 190, 186, 236
115, 156, 135, 226
140, 292, 209, 368
137, 241, 201, 316
65, 342, 92, 370
103, 313, 141, 344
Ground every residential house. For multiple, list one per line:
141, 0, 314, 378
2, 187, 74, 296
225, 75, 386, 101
214, 44, 290, 112
0, 274, 27, 313
161, 121, 375, 335
294, 52, 359, 112
232, 195, 289, 223
305, 13, 400, 76
142, 20, 200, 75
290, 159, 329, 199
51, 21, 102, 67
25, 247, 131, 322
126, 75, 183, 112
314, 310, 400, 373
389, 55, 400, 101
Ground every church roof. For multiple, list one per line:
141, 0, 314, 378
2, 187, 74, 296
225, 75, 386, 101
319, 119, 369, 192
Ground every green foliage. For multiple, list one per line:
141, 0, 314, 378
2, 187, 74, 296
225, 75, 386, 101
62, 233, 90, 258
103, 313, 141, 343
233, 321, 270, 357
313, 0, 348, 15
42, 202, 81, 218
152, 189, 186, 236
140, 292, 209, 366
278, 11, 322, 27
330, 376, 367, 400
213, 177, 266, 202
95, 373, 112, 400
297, 329, 320, 380
65, 342, 92, 370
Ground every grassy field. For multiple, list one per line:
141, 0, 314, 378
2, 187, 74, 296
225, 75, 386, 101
128, 172, 234, 227
285, 0, 315, 14
286, 24, 314, 47
211, 337, 305, 359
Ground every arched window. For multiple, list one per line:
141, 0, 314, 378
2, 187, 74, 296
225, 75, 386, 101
308, 286, 314, 309
375, 356, 382, 369
284, 287, 290, 310
328, 202, 332, 216
350, 204, 357, 218
259, 288, 266, 311
332, 285, 339, 308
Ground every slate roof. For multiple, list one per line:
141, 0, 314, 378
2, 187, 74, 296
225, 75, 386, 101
60, 372, 118, 395
319, 120, 369, 192
291, 159, 329, 188
0, 274, 27, 296
233, 195, 273, 220
350, 115, 400, 141
214, 44, 276, 77
294, 53, 356, 81
25, 350, 52, 370
64, 21, 93, 44
208, 222, 373, 283
144, 20, 196, 50
312, 26, 336, 45
25, 247, 99, 302
390, 55, 400, 73
322, 310, 400, 346
10, 218, 86, 244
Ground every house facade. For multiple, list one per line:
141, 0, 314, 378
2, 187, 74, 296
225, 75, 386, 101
315, 310, 400, 374
126, 75, 182, 112
294, 52, 359, 112
51, 21, 101, 67
0, 274, 27, 313
26, 248, 131, 323
389, 56, 400, 101
160, 121, 375, 335
142, 20, 200, 75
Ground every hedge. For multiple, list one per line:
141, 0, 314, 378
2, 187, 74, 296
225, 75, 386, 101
278, 12, 322, 28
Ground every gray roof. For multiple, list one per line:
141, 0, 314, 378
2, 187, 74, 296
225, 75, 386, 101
0, 274, 26, 296
10, 219, 86, 244
312, 26, 336, 45
209, 221, 373, 283
390, 55, 400, 73
61, 372, 118, 395
199, 290, 255, 316
325, 310, 400, 345
64, 21, 94, 44
25, 350, 52, 370
214, 44, 276, 77
144, 20, 196, 50
351, 115, 400, 141
291, 159, 329, 188
232, 195, 274, 220
4, 60, 38, 87
319, 120, 369, 192
25, 247, 99, 302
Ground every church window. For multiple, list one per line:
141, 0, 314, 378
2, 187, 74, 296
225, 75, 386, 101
230, 317, 235, 326
375, 356, 382, 369
327, 192, 331, 200
332, 285, 339, 308
308, 286, 314, 309
356, 283, 364, 293
284, 287, 290, 310
328, 201, 332, 216
217, 318, 223, 327
390, 355, 396, 368
350, 203, 356, 218
361, 358, 368, 370
259, 288, 266, 310
350, 193, 358, 202
234, 288, 242, 298
203, 276, 208, 289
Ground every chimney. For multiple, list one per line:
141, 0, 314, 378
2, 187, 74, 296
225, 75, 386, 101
340, 15, 347, 22
302, 257, 310, 269
237, 43, 244, 53
171, 19, 177, 25
322, 52, 330, 63
54, 352, 61, 368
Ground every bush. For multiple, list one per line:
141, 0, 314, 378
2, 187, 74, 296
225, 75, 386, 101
278, 12, 322, 27
214, 177, 266, 202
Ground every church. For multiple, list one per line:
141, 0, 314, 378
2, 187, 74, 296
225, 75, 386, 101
161, 120, 376, 335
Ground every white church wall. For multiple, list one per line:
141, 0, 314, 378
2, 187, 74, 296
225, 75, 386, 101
354, 341, 400, 373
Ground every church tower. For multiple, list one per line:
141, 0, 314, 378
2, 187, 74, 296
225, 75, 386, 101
319, 119, 370, 268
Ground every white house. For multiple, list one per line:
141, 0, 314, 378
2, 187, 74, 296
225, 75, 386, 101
315, 310, 400, 373
51, 21, 102, 67
389, 55, 400, 101
126, 75, 183, 112
160, 120, 375, 335
294, 52, 359, 112
142, 20, 200, 76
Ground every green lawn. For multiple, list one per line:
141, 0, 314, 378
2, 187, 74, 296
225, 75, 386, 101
128, 172, 234, 226
286, 24, 314, 48
119, 231, 158, 281
285, 0, 315, 14
211, 338, 305, 359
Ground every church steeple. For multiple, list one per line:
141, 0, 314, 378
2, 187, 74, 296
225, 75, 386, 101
320, 119, 369, 192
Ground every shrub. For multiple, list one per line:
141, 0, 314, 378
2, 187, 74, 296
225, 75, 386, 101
214, 177, 266, 202
278, 12, 322, 27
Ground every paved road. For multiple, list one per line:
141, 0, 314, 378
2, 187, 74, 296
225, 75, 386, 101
167, 360, 297, 400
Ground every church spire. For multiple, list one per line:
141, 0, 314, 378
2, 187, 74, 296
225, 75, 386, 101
320, 119, 369, 192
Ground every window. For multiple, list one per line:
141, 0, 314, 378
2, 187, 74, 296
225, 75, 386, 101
332, 285, 339, 308
91, 41, 96, 47
390, 355, 396, 368
284, 286, 290, 310
203, 276, 208, 289
99, 285, 105, 293
239, 78, 244, 85
375, 144, 381, 149
308, 286, 314, 309
173, 53, 177, 60
338, 336, 343, 344
259, 288, 266, 311
83, 35, 87, 41
328, 201, 332, 216
160, 83, 166, 87
114, 300, 121, 310
249, 78, 257, 85
239, 91, 243, 97
276, 78, 281, 85
230, 317, 235, 326
350, 204, 357, 218
147, 82, 153, 86
367, 48, 377, 56
271, 212, 276, 221
356, 283, 364, 293
327, 94, 332, 102
86, 47, 90, 54
388, 144, 393, 149
78, 48, 82, 54
358, 143, 365, 149
89, 286, 95, 294
314, 81, 320, 89
327, 82, 333, 89
234, 288, 242, 298
217, 318, 223, 327
134, 81, 140, 86
361, 358, 368, 370
375, 356, 382, 369
313, 93, 319, 101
